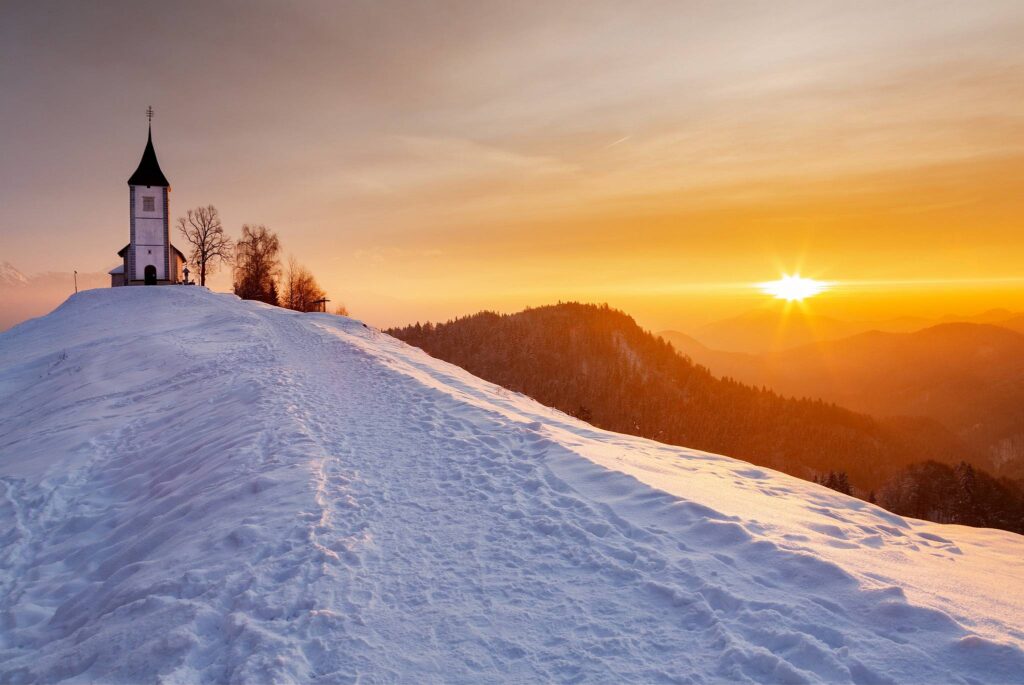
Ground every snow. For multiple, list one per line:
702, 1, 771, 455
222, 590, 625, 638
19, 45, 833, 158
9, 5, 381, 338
1, 287, 1022, 684
0, 262, 30, 288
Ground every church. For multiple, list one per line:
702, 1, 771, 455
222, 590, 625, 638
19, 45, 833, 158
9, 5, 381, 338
110, 117, 186, 287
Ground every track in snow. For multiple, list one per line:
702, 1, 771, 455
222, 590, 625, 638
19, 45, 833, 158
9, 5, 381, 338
1, 287, 1022, 684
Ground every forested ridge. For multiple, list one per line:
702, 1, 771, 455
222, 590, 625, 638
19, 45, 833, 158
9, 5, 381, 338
390, 302, 1024, 533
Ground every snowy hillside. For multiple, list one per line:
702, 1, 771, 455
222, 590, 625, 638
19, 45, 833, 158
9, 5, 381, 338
1, 288, 1022, 684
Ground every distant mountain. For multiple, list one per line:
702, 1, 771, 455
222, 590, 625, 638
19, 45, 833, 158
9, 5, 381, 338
659, 330, 761, 381
941, 308, 1022, 325
0, 263, 108, 331
666, 323, 1024, 479
997, 315, 1024, 335
390, 303, 974, 491
0, 261, 30, 287
692, 304, 936, 354
691, 303, 1023, 354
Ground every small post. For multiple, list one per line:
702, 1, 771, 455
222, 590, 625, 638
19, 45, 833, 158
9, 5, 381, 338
74, 270, 78, 294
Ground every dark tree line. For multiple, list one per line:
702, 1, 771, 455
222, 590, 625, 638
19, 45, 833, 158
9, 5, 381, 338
813, 471, 852, 496
389, 302, 1024, 534
877, 461, 1024, 532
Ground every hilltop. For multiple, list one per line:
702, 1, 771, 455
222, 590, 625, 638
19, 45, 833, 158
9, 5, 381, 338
1, 288, 1022, 683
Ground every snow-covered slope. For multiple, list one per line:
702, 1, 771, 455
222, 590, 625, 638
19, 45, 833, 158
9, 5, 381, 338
1, 288, 1022, 684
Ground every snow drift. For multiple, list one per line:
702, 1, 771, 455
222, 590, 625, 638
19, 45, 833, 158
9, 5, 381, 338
1, 287, 1022, 684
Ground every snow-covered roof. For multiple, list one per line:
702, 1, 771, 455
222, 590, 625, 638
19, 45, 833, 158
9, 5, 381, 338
117, 244, 185, 260
108, 264, 124, 275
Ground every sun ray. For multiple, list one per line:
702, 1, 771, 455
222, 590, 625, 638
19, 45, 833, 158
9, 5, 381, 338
757, 275, 832, 301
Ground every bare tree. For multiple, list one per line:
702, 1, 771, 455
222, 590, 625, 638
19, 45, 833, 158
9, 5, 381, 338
282, 256, 327, 312
334, 303, 350, 317
233, 224, 281, 305
176, 205, 232, 286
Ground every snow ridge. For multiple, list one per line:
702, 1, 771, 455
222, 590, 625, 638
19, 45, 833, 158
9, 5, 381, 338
0, 287, 1022, 683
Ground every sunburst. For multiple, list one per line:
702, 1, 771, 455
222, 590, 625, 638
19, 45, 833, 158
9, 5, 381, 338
758, 275, 831, 301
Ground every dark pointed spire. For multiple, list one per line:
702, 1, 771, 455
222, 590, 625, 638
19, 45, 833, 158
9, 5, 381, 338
128, 125, 170, 187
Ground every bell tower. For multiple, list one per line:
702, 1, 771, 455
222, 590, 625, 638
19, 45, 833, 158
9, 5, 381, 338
126, 107, 174, 285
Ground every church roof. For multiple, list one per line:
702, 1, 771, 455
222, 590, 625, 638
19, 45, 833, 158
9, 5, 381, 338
127, 127, 170, 187
118, 243, 186, 260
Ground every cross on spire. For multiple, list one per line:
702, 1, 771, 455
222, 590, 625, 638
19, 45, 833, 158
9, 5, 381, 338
146, 106, 154, 125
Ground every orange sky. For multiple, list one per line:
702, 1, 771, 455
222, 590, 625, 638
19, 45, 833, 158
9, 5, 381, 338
1, 1, 1022, 331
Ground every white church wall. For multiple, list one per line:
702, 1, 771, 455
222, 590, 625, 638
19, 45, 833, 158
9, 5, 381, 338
131, 186, 169, 281
135, 218, 165, 246
134, 245, 167, 280
134, 188, 165, 220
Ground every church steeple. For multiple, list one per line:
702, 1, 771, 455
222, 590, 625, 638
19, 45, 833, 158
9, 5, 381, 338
113, 106, 184, 287
127, 117, 170, 187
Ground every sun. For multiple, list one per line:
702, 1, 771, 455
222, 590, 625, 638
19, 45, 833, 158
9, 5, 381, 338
758, 275, 831, 301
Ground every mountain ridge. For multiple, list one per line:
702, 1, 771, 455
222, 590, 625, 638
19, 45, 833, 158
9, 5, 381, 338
661, 322, 1024, 478
688, 305, 1024, 354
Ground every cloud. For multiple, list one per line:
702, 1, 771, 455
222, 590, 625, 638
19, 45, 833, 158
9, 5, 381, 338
352, 246, 445, 265
3, 1, 1024, 330
335, 136, 577, 198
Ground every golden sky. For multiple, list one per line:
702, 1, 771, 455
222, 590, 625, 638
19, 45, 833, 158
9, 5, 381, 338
1, 1, 1022, 330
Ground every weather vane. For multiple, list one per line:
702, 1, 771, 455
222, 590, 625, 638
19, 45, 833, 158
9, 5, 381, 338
146, 106, 154, 124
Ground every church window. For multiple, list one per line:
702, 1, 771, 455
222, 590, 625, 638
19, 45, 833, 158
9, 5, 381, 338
143, 196, 155, 212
